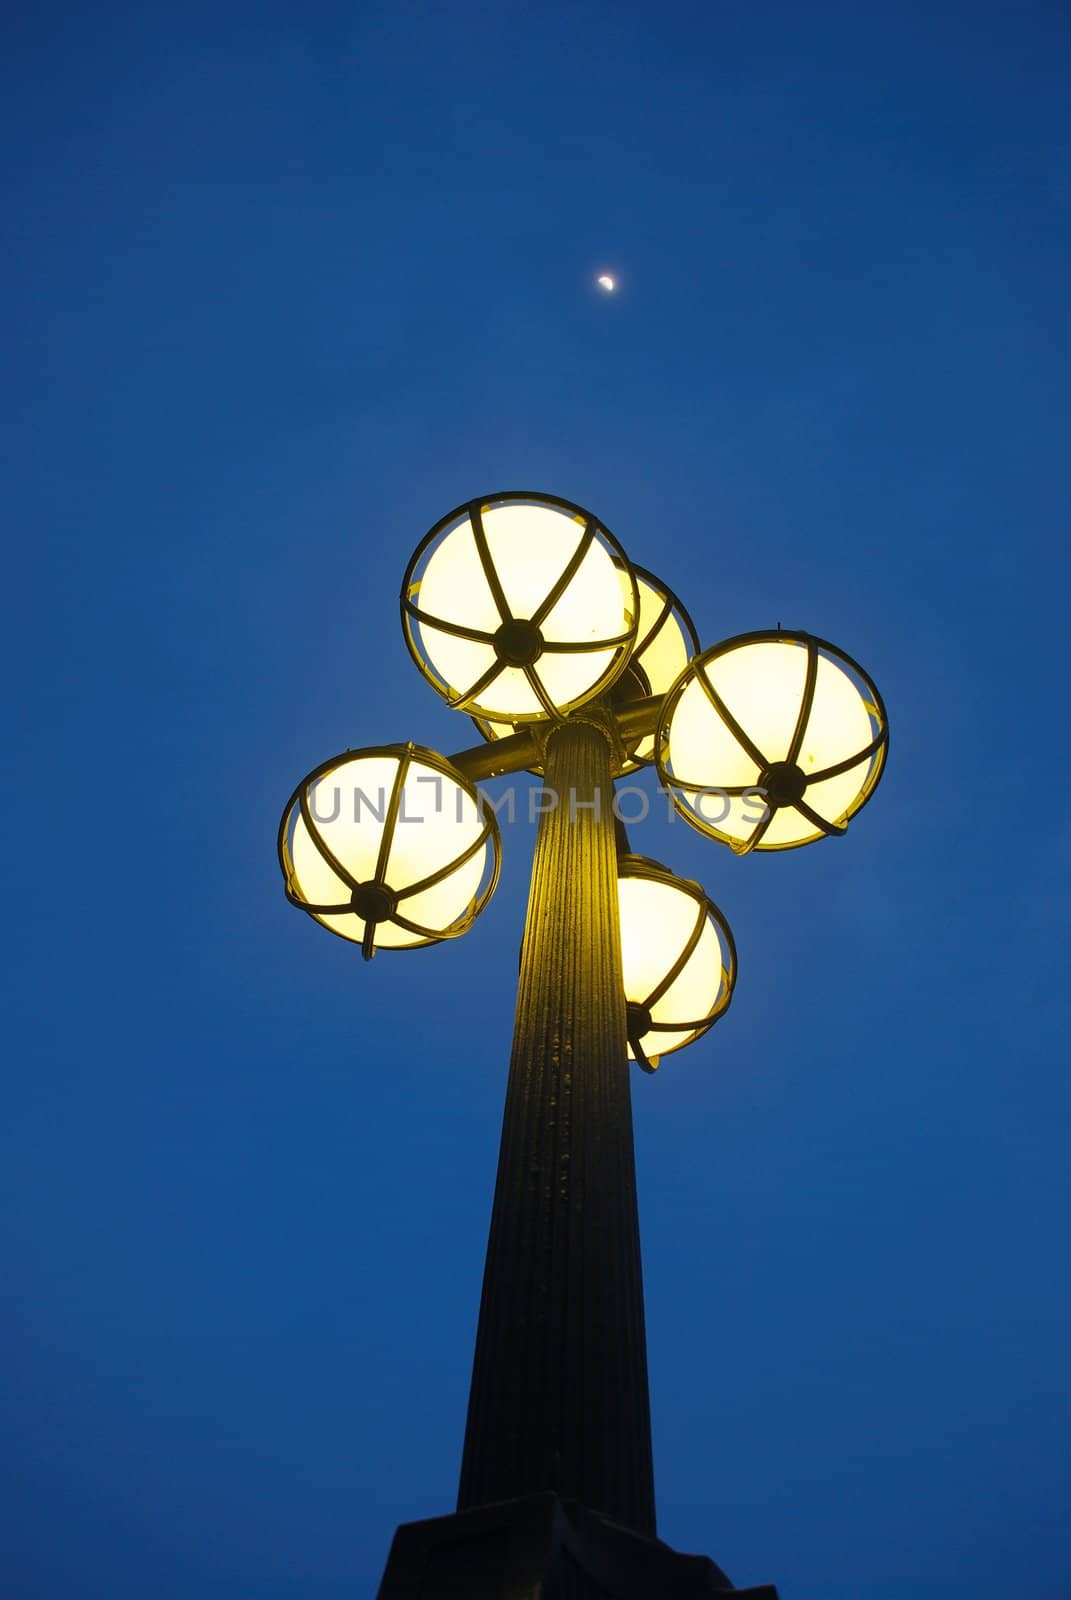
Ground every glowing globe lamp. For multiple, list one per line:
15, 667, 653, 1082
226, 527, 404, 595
617, 854, 736, 1072
616, 563, 699, 767
401, 492, 639, 724
657, 631, 887, 854
278, 744, 501, 959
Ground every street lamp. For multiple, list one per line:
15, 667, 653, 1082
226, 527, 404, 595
276, 491, 888, 1598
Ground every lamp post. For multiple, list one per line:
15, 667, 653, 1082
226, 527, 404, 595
277, 492, 888, 1598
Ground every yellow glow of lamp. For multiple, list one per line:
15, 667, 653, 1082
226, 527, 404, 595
657, 631, 888, 854
401, 493, 639, 724
617, 563, 699, 766
470, 563, 698, 775
278, 744, 501, 959
617, 854, 736, 1073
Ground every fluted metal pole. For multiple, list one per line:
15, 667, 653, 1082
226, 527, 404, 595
457, 715, 656, 1536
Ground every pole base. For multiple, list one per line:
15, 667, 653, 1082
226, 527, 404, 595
376, 1493, 779, 1598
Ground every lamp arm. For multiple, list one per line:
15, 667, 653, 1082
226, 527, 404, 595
448, 694, 664, 784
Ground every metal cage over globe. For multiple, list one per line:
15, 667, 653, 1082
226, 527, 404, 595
401, 492, 640, 725
657, 630, 888, 854
278, 743, 501, 960
617, 853, 737, 1073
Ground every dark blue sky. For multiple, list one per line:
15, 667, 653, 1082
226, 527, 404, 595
3, 4, 1069, 1596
